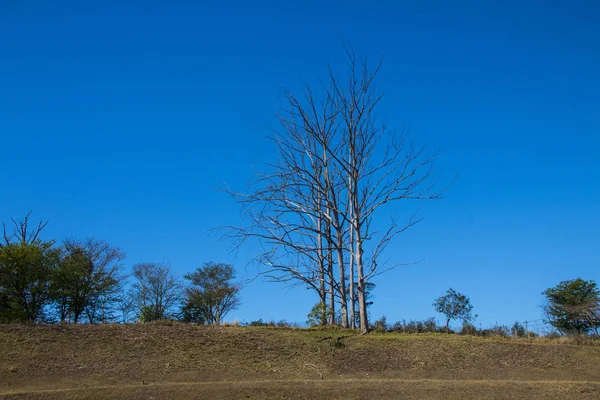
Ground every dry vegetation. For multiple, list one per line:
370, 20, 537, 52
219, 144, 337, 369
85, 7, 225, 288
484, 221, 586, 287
1, 323, 599, 399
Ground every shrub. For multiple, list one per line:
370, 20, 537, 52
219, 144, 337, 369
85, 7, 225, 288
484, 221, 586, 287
248, 318, 267, 326
306, 302, 332, 327
460, 321, 477, 335
372, 316, 388, 332
511, 321, 527, 338
478, 324, 510, 338
389, 318, 441, 334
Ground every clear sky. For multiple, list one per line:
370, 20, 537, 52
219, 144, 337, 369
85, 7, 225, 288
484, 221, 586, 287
1, 0, 598, 329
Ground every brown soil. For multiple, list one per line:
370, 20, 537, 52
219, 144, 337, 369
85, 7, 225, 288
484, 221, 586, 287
1, 323, 599, 399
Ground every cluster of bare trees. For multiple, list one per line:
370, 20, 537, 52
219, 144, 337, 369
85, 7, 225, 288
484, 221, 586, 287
224, 49, 445, 332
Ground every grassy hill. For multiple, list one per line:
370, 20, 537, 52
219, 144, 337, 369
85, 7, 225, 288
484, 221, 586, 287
1, 323, 599, 399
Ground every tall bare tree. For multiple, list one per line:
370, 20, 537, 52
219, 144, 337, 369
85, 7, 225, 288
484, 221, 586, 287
331, 50, 444, 332
223, 47, 446, 332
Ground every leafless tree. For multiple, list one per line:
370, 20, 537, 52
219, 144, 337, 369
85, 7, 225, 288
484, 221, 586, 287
56, 237, 126, 323
131, 262, 182, 321
223, 47, 446, 332
330, 49, 445, 332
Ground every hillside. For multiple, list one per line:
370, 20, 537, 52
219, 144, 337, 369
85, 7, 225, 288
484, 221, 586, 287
1, 323, 599, 399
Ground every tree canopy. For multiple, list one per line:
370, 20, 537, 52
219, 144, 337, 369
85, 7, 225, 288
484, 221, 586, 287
543, 278, 600, 336
182, 262, 241, 325
433, 288, 475, 333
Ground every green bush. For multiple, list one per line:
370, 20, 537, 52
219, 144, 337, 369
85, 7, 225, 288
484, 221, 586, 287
372, 316, 388, 332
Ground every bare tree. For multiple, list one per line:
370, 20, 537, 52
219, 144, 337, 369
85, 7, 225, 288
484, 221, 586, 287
223, 47, 446, 332
2, 211, 49, 246
131, 262, 182, 322
116, 287, 136, 323
330, 49, 444, 332
53, 237, 125, 323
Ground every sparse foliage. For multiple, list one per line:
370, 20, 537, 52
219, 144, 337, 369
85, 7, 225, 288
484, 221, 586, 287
131, 262, 182, 322
182, 262, 241, 325
433, 288, 475, 333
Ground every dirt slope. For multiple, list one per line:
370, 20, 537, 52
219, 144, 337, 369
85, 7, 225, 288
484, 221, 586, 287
1, 323, 599, 399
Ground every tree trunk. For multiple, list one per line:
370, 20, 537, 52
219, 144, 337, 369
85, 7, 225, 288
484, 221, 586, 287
336, 241, 348, 328
327, 249, 335, 325
317, 209, 326, 326
355, 228, 368, 333
348, 200, 356, 329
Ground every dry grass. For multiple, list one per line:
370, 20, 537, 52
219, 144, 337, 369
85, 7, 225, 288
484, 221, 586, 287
1, 324, 599, 399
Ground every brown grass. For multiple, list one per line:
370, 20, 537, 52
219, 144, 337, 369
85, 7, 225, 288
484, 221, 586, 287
1, 324, 599, 399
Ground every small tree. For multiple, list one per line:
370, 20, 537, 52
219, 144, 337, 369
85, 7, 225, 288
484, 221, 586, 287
542, 278, 600, 336
511, 321, 527, 338
182, 262, 241, 325
307, 302, 332, 327
131, 262, 182, 322
372, 316, 388, 333
433, 288, 474, 333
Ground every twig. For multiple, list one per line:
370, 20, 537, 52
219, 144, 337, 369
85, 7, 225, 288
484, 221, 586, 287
304, 363, 323, 380
266, 361, 277, 373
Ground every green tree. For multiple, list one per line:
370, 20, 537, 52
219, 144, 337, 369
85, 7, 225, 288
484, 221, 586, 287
511, 321, 527, 338
372, 315, 388, 332
0, 242, 60, 322
306, 302, 332, 327
433, 288, 475, 333
182, 262, 241, 325
542, 278, 600, 336
51, 238, 125, 323
0, 214, 58, 322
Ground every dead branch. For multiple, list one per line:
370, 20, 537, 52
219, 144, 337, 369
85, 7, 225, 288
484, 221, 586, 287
304, 363, 323, 380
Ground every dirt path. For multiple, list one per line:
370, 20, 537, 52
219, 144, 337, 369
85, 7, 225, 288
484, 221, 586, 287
3, 378, 600, 399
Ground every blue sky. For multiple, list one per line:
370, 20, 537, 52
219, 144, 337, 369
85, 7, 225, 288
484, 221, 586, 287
1, 0, 598, 329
